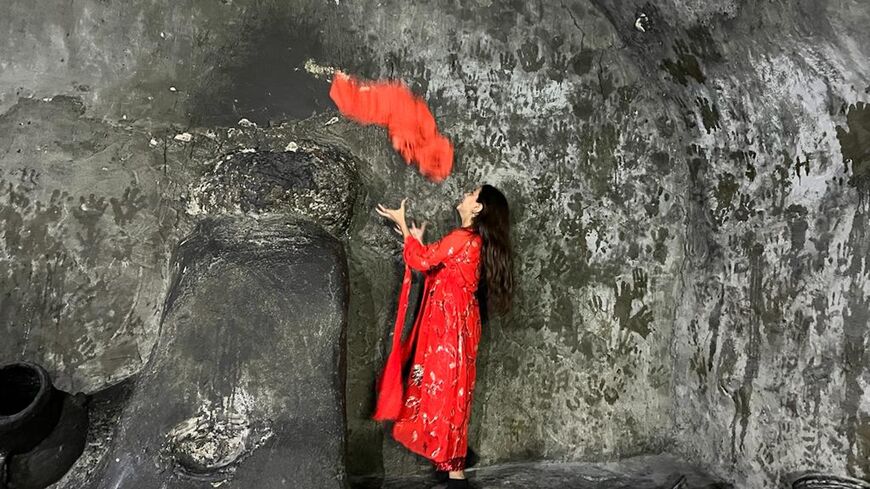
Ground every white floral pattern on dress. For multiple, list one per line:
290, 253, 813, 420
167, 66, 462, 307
410, 363, 424, 386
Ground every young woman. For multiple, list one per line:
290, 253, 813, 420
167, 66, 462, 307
375, 184, 514, 488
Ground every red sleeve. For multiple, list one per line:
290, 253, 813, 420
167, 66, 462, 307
403, 230, 465, 272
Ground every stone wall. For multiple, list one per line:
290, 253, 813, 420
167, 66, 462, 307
1, 0, 868, 486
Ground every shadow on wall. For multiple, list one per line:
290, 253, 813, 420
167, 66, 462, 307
183, 9, 335, 126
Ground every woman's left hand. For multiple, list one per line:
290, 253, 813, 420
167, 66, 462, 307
408, 221, 426, 241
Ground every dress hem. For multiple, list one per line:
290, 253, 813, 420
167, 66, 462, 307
391, 426, 466, 470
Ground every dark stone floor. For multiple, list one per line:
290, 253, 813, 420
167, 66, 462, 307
350, 454, 734, 489
52, 381, 733, 489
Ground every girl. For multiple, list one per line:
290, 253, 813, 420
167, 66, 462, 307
375, 184, 514, 488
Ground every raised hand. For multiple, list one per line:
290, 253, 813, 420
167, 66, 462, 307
376, 199, 409, 241
409, 220, 427, 241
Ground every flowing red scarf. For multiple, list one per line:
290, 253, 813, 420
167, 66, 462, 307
329, 71, 453, 182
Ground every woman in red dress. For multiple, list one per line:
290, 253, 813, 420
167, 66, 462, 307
376, 184, 514, 488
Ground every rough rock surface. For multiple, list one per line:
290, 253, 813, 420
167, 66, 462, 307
1, 0, 869, 487
80, 216, 348, 489
188, 144, 359, 235
0, 96, 190, 394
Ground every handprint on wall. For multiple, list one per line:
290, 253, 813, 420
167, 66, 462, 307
613, 268, 655, 338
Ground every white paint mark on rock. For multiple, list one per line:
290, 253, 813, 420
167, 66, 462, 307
164, 387, 273, 473
174, 132, 192, 142
635, 13, 648, 32
284, 141, 298, 152
303, 58, 336, 78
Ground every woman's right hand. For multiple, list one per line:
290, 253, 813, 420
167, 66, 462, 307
408, 221, 426, 242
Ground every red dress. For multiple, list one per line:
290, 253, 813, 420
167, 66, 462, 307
376, 228, 483, 471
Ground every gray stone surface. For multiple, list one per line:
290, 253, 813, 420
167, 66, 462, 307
0, 0, 869, 487
351, 454, 733, 489
0, 95, 361, 397
62, 216, 348, 489
50, 379, 136, 489
0, 96, 191, 394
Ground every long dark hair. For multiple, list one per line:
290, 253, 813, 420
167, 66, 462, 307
471, 184, 514, 318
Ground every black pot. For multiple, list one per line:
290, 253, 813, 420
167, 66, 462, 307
0, 362, 88, 489
0, 363, 62, 456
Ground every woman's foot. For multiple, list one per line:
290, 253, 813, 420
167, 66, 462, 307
432, 450, 477, 485
433, 470, 449, 483
446, 477, 469, 489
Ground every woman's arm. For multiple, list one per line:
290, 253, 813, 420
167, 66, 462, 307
403, 230, 463, 272
377, 198, 438, 266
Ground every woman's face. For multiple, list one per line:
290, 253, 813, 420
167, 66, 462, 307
456, 186, 482, 217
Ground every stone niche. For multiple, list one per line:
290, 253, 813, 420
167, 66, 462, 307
189, 143, 360, 236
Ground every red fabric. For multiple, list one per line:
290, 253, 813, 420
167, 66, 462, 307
373, 228, 483, 467
434, 457, 467, 472
329, 72, 453, 182
370, 263, 420, 420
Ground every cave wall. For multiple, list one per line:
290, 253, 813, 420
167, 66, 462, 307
1, 0, 868, 487
586, 0, 870, 486
0, 95, 191, 393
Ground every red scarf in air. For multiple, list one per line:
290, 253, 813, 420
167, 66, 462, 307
329, 71, 453, 182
